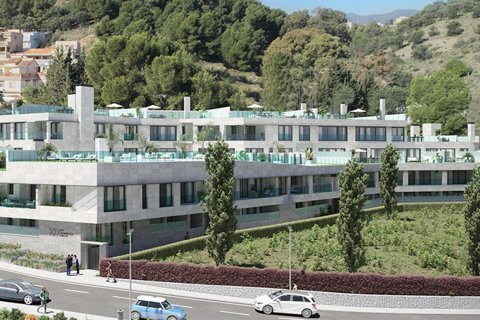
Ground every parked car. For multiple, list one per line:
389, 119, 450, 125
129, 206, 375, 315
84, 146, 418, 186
254, 290, 318, 318
0, 279, 45, 305
131, 295, 187, 320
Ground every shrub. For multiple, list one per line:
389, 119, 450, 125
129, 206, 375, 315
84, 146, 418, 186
412, 44, 432, 60
429, 26, 440, 37
447, 21, 464, 36
24, 314, 37, 320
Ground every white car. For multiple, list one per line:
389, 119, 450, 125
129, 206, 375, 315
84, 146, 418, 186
254, 290, 318, 318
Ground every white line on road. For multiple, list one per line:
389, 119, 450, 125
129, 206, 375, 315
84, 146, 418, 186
220, 310, 250, 316
65, 289, 89, 294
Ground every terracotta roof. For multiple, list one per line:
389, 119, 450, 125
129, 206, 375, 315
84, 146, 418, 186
0, 58, 22, 65
0, 58, 37, 66
18, 59, 37, 67
23, 48, 54, 56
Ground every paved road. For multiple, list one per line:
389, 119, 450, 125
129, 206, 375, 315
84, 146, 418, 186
0, 269, 477, 320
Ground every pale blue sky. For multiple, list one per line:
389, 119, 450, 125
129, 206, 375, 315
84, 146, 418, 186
260, 0, 437, 15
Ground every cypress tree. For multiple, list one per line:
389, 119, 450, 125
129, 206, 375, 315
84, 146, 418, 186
464, 166, 480, 276
337, 159, 368, 272
202, 140, 237, 266
380, 144, 400, 219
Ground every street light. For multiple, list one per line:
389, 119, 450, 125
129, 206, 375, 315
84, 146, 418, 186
288, 225, 292, 290
127, 229, 134, 319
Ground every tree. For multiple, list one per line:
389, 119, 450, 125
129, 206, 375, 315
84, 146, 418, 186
464, 166, 480, 276
337, 159, 368, 272
202, 140, 237, 266
379, 145, 400, 219
105, 124, 123, 152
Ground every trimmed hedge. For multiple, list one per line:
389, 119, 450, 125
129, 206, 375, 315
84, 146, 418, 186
99, 259, 480, 296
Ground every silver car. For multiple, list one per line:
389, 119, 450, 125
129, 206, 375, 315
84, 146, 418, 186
0, 279, 45, 305
254, 290, 318, 318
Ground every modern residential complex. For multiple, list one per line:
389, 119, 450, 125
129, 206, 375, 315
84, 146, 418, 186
0, 86, 477, 269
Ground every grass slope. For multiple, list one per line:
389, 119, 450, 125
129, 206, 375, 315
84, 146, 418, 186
162, 205, 469, 276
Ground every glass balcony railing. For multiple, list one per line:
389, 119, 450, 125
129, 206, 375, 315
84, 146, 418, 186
150, 134, 177, 141
180, 194, 203, 205
0, 132, 10, 140
235, 187, 284, 200
0, 199, 36, 209
290, 185, 309, 194
408, 178, 443, 186
356, 135, 386, 141
28, 131, 47, 141
149, 221, 187, 232
50, 132, 63, 140
124, 133, 138, 141
236, 211, 280, 224
313, 184, 333, 193
14, 132, 25, 140
224, 133, 265, 141
0, 224, 39, 236
278, 134, 293, 141
295, 204, 329, 216
392, 135, 405, 141
104, 200, 126, 212
90, 235, 113, 244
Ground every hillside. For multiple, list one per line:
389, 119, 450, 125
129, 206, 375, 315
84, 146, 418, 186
393, 12, 480, 123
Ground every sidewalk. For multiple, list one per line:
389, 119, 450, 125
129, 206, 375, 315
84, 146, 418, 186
0, 261, 479, 316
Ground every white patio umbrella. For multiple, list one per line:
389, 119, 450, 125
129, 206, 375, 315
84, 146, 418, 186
351, 108, 366, 113
146, 105, 161, 110
106, 103, 123, 109
354, 148, 367, 153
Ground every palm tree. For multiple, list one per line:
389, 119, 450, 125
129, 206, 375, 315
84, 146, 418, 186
39, 143, 58, 160
106, 124, 123, 153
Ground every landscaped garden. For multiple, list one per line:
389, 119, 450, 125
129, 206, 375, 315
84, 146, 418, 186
0, 243, 65, 272
160, 205, 469, 276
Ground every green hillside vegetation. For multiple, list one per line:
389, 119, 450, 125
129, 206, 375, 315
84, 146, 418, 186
4, 0, 480, 130
162, 206, 470, 276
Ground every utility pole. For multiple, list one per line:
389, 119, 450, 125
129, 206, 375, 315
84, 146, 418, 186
127, 229, 134, 318
288, 225, 292, 290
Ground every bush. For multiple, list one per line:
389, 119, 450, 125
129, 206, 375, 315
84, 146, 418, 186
24, 314, 37, 320
447, 21, 464, 36
429, 26, 440, 37
412, 44, 432, 60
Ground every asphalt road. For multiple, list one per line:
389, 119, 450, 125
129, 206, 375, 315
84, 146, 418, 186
0, 269, 477, 320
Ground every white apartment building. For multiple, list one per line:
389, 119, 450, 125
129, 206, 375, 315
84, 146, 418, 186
0, 86, 477, 269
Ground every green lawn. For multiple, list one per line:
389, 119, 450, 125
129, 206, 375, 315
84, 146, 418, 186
162, 205, 470, 276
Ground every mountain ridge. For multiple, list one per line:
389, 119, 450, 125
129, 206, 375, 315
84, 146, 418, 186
347, 9, 418, 25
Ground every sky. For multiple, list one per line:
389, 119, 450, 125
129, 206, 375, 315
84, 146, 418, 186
259, 0, 437, 15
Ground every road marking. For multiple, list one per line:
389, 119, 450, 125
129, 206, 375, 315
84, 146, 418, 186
175, 304, 192, 309
220, 310, 250, 316
64, 289, 89, 294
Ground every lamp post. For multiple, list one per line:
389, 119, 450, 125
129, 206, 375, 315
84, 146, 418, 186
127, 229, 134, 319
288, 225, 292, 290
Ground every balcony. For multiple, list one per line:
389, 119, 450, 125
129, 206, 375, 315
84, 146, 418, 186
392, 135, 405, 142
0, 224, 39, 236
408, 177, 442, 186
0, 199, 35, 209
124, 133, 137, 141
14, 132, 24, 140
313, 184, 333, 193
0, 132, 9, 140
225, 133, 265, 141
235, 187, 284, 200
236, 211, 280, 224
356, 135, 386, 141
28, 131, 46, 141
290, 185, 309, 194
278, 134, 293, 141
150, 134, 176, 141
149, 220, 187, 232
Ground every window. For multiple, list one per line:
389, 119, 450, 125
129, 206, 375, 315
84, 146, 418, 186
142, 184, 147, 209
355, 127, 386, 141
136, 300, 149, 307
8, 184, 13, 195
52, 185, 66, 203
278, 126, 292, 141
299, 126, 310, 141
292, 296, 304, 302
279, 295, 291, 301
148, 302, 161, 309
95, 123, 105, 136
159, 183, 173, 207
104, 186, 126, 212
239, 179, 249, 198
318, 126, 347, 141
181, 182, 195, 204
124, 125, 137, 140
0, 123, 10, 140
392, 127, 405, 141
150, 126, 176, 141
95, 223, 113, 245
14, 123, 25, 140
51, 122, 62, 140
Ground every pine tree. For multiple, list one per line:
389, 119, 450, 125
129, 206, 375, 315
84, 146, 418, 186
337, 159, 368, 272
464, 166, 480, 276
380, 144, 400, 219
202, 140, 237, 266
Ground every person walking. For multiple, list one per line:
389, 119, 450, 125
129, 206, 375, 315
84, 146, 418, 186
36, 287, 47, 313
74, 254, 80, 275
65, 254, 71, 276
184, 231, 190, 240
105, 261, 117, 283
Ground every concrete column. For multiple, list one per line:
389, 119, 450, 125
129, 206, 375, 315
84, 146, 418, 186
468, 122, 476, 142
286, 176, 291, 194
99, 243, 108, 260
402, 171, 409, 186
173, 183, 181, 207
45, 121, 51, 143
442, 171, 448, 186
340, 103, 347, 115
307, 175, 313, 194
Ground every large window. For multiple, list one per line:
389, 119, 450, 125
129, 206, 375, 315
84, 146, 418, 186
0, 123, 10, 140
124, 125, 137, 141
159, 183, 173, 207
142, 184, 148, 209
392, 127, 405, 141
299, 126, 310, 141
278, 125, 292, 141
355, 127, 386, 141
318, 126, 347, 141
448, 170, 472, 185
14, 123, 25, 140
150, 126, 176, 141
52, 185, 66, 203
180, 182, 195, 204
104, 186, 126, 212
51, 122, 62, 140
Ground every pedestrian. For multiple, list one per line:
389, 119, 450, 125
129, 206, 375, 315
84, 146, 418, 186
293, 283, 298, 290
74, 254, 80, 275
105, 261, 117, 283
184, 231, 190, 240
65, 254, 71, 276
36, 287, 47, 313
